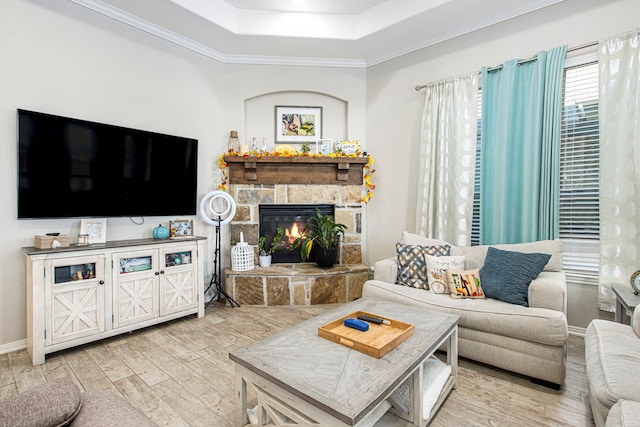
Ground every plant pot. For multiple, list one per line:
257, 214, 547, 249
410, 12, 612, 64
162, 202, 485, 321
259, 255, 272, 267
313, 245, 338, 268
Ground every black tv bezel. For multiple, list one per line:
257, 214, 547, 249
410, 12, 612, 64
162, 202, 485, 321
17, 109, 199, 220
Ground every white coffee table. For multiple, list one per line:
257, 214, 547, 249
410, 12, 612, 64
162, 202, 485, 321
229, 298, 459, 426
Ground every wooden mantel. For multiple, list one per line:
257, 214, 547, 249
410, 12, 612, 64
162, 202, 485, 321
224, 156, 368, 185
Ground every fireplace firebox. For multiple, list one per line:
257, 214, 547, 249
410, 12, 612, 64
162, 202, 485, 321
259, 204, 334, 263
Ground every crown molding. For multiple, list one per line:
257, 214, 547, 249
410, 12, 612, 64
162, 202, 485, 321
367, 0, 566, 66
223, 54, 366, 68
69, 0, 366, 68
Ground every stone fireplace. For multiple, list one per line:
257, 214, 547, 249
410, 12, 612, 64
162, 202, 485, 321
223, 155, 370, 306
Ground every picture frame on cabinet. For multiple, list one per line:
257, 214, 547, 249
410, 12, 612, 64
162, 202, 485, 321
275, 106, 322, 143
80, 218, 107, 244
170, 219, 193, 238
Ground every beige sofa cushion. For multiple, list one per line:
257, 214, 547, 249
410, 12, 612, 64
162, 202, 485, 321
400, 231, 563, 272
605, 400, 640, 426
363, 280, 567, 346
400, 231, 449, 247
585, 319, 640, 418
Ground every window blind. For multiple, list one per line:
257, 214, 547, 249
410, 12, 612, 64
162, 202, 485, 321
471, 89, 482, 246
559, 62, 600, 286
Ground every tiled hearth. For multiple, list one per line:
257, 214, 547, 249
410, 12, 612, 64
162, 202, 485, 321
225, 263, 370, 306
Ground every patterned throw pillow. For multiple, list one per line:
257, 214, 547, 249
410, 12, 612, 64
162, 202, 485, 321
447, 268, 485, 298
396, 243, 450, 289
425, 255, 466, 294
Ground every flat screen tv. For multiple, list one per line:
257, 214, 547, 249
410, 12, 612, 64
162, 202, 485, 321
17, 109, 198, 219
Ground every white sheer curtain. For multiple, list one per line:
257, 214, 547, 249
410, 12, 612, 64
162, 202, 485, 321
598, 29, 640, 311
415, 73, 479, 245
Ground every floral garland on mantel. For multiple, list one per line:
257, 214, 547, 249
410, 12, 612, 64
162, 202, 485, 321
217, 149, 376, 204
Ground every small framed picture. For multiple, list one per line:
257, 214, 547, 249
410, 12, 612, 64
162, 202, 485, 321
335, 140, 361, 154
275, 106, 322, 144
317, 138, 333, 155
80, 218, 107, 244
170, 219, 193, 238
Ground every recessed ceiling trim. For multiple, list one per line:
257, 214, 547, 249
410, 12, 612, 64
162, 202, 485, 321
69, 0, 365, 68
224, 54, 366, 68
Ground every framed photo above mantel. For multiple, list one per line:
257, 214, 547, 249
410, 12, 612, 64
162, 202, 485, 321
275, 106, 322, 144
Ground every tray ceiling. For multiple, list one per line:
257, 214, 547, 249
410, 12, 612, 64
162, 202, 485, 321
70, 0, 567, 67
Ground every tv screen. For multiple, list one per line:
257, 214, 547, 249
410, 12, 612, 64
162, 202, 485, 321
17, 109, 198, 219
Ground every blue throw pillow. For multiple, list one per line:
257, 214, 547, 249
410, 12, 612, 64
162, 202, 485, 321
479, 247, 551, 306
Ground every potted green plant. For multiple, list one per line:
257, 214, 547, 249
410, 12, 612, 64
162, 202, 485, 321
258, 227, 285, 267
292, 209, 347, 268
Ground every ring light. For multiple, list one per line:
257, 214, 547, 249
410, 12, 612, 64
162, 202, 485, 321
199, 190, 240, 307
199, 191, 236, 226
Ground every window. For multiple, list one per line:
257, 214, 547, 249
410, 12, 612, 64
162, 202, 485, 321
471, 58, 600, 286
471, 90, 482, 246
559, 61, 600, 287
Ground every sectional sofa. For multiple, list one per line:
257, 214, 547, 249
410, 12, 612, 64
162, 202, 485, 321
362, 232, 568, 385
585, 306, 640, 426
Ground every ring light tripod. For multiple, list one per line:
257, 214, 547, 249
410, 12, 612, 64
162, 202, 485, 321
199, 191, 240, 307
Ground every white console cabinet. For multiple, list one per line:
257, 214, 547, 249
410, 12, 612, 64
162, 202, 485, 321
23, 237, 206, 366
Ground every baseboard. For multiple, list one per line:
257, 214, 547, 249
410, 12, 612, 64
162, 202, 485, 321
0, 339, 27, 355
568, 325, 586, 337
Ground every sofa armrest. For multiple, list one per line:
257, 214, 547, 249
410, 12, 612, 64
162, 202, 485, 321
0, 379, 82, 427
373, 257, 398, 283
528, 271, 567, 314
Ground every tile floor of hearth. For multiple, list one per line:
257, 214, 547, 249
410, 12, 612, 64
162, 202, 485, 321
1, 302, 594, 426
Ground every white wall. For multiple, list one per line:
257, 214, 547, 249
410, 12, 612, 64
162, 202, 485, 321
366, 0, 638, 328
244, 92, 348, 149
0, 0, 226, 349
223, 64, 366, 145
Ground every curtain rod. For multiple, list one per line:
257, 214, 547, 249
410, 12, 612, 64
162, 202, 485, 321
414, 41, 598, 91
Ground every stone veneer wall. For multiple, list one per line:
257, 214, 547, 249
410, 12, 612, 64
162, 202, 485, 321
227, 183, 365, 264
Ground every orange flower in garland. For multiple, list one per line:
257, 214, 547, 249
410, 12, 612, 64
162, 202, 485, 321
217, 151, 229, 191
216, 150, 376, 203
361, 155, 376, 204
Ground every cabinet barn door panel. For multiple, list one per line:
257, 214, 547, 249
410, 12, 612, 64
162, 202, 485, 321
45, 255, 106, 345
161, 245, 198, 316
112, 275, 159, 328
50, 284, 105, 344
112, 248, 160, 329
161, 270, 196, 315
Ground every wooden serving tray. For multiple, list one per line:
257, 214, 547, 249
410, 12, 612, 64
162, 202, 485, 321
318, 311, 415, 358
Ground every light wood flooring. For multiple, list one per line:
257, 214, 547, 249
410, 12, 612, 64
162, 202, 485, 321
1, 302, 594, 426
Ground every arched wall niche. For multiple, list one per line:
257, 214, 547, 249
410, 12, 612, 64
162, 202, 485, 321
243, 90, 348, 149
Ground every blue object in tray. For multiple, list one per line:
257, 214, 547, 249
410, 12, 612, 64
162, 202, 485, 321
344, 318, 369, 331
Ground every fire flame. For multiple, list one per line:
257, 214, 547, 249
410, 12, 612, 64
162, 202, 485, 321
285, 223, 302, 243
